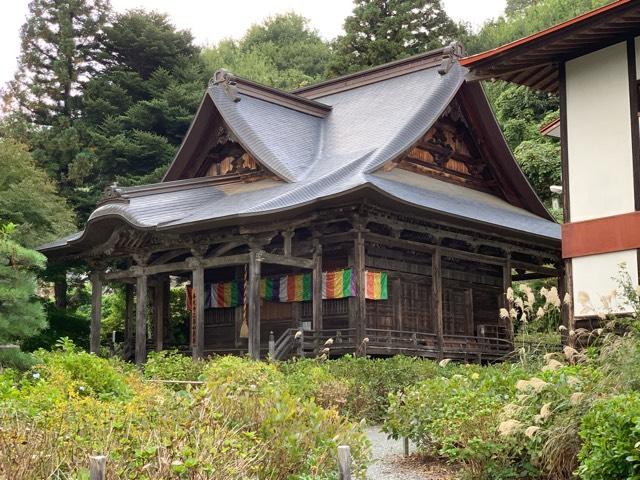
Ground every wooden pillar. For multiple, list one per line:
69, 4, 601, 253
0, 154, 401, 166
124, 283, 135, 360
89, 271, 103, 354
54, 276, 68, 310
135, 273, 148, 366
503, 256, 514, 343
561, 260, 575, 345
283, 229, 294, 256
191, 262, 205, 360
392, 277, 402, 331
354, 232, 366, 344
154, 277, 169, 352
312, 240, 323, 332
432, 248, 443, 358
248, 250, 261, 360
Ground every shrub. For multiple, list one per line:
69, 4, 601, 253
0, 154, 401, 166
281, 355, 440, 421
0, 349, 369, 479
384, 362, 532, 479
205, 356, 369, 479
144, 349, 206, 384
578, 393, 640, 480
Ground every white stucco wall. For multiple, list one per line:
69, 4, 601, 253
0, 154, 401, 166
566, 42, 638, 317
572, 250, 637, 315
566, 42, 635, 222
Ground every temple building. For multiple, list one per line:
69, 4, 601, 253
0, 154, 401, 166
462, 0, 640, 327
40, 45, 561, 364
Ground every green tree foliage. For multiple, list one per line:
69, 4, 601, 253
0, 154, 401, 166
329, 0, 461, 75
0, 140, 75, 247
469, 0, 613, 209
465, 0, 611, 55
73, 10, 207, 219
202, 13, 333, 90
7, 0, 110, 123
0, 224, 47, 346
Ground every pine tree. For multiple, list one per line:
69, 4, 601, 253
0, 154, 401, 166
0, 223, 47, 347
329, 0, 462, 76
9, 0, 111, 124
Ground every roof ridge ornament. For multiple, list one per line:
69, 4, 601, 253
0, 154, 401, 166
210, 69, 241, 103
438, 42, 465, 76
98, 182, 129, 206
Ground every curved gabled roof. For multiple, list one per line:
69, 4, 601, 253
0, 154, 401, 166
40, 49, 560, 255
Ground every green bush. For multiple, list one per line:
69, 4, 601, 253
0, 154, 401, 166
205, 356, 369, 478
21, 303, 90, 352
384, 362, 531, 479
0, 348, 369, 479
281, 355, 440, 421
578, 393, 640, 480
143, 349, 206, 384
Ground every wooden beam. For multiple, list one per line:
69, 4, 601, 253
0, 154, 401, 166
191, 261, 205, 360
104, 254, 251, 281
312, 241, 323, 331
135, 273, 148, 366
248, 250, 261, 360
257, 251, 314, 269
89, 271, 103, 354
511, 262, 558, 277
432, 248, 443, 359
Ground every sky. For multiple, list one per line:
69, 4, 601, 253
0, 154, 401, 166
0, 0, 506, 87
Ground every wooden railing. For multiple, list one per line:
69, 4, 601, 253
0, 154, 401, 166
271, 327, 513, 361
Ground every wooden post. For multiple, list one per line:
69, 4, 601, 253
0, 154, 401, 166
392, 277, 402, 331
89, 455, 106, 480
268, 331, 275, 359
503, 256, 513, 343
432, 248, 443, 359
337, 445, 351, 480
312, 240, 323, 332
404, 437, 410, 457
90, 271, 103, 354
283, 229, 294, 256
135, 273, 148, 366
192, 261, 205, 360
154, 277, 168, 352
354, 232, 366, 346
248, 250, 262, 360
124, 283, 135, 360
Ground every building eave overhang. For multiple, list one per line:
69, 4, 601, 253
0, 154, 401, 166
461, 0, 640, 93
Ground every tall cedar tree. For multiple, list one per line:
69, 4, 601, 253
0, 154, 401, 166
8, 0, 110, 124
74, 10, 207, 220
329, 0, 461, 76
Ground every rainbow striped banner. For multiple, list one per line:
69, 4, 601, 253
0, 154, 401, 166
322, 269, 356, 299
365, 271, 388, 300
261, 273, 312, 302
207, 281, 243, 308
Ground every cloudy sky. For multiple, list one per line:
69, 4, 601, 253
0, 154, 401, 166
0, 0, 506, 86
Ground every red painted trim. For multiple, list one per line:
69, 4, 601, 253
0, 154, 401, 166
461, 0, 631, 67
562, 211, 640, 258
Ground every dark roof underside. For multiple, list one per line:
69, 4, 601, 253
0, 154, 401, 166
461, 0, 640, 93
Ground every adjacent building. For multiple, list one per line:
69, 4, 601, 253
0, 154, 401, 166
463, 0, 640, 325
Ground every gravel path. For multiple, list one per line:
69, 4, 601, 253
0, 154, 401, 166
366, 427, 455, 480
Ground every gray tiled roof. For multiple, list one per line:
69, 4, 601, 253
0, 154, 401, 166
41, 60, 560, 253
